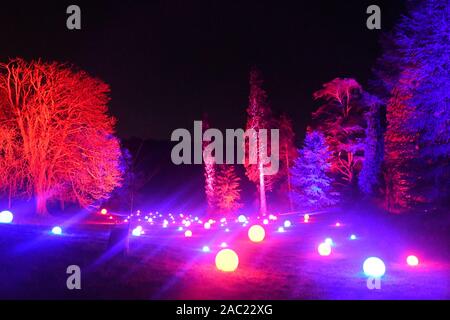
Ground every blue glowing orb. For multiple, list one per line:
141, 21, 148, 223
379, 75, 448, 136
51, 226, 62, 235
363, 257, 386, 277
238, 215, 247, 223
0, 210, 13, 224
202, 246, 210, 253
350, 234, 357, 240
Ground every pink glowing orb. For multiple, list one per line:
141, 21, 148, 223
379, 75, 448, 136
318, 242, 331, 256
406, 255, 419, 266
215, 249, 239, 272
335, 222, 341, 227
248, 225, 265, 243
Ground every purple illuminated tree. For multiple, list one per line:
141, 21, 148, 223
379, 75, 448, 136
358, 93, 384, 196
375, 0, 450, 210
290, 130, 338, 210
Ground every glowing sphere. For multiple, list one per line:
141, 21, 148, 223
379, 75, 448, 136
350, 234, 357, 240
185, 221, 191, 227
225, 228, 230, 233
277, 226, 285, 233
184, 230, 192, 237
215, 249, 239, 272
51, 226, 62, 235
220, 242, 228, 248
248, 225, 265, 243
318, 242, 331, 256
335, 222, 341, 227
284, 220, 292, 228
132, 226, 143, 236
0, 210, 13, 224
100, 208, 108, 215
263, 219, 269, 225
177, 226, 183, 231
202, 246, 210, 253
238, 215, 247, 223
304, 214, 310, 222
363, 257, 386, 277
406, 255, 419, 266
325, 238, 333, 245
204, 222, 211, 230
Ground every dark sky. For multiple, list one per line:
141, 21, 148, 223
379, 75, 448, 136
0, 0, 405, 141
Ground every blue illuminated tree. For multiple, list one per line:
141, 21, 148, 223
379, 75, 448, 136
290, 130, 339, 210
375, 0, 450, 209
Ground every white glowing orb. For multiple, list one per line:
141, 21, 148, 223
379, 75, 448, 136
0, 210, 13, 224
318, 242, 331, 256
185, 221, 191, 227
263, 219, 269, 225
132, 226, 143, 237
335, 222, 341, 227
100, 208, 108, 215
238, 215, 247, 223
248, 225, 265, 243
184, 230, 192, 237
51, 226, 62, 235
220, 242, 228, 248
406, 255, 419, 266
202, 246, 210, 253
350, 234, 357, 240
304, 214, 310, 222
284, 220, 292, 228
215, 249, 239, 272
325, 238, 333, 246
277, 226, 285, 233
204, 222, 211, 230
363, 257, 386, 277
178, 226, 183, 231
225, 228, 230, 233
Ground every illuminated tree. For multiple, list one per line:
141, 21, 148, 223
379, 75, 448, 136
202, 115, 218, 213
214, 165, 242, 214
290, 130, 338, 210
312, 78, 366, 187
244, 68, 277, 214
277, 113, 298, 211
358, 93, 384, 196
0, 58, 123, 215
375, 0, 450, 210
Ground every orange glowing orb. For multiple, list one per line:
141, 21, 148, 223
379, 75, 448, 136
248, 225, 265, 243
215, 249, 239, 272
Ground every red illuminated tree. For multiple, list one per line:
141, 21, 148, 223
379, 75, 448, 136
214, 165, 242, 214
312, 78, 366, 187
244, 68, 277, 214
0, 58, 123, 215
277, 113, 298, 211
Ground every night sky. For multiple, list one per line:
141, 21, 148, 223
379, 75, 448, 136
0, 0, 404, 141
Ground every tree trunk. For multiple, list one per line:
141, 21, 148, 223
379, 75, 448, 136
36, 192, 49, 216
259, 163, 267, 215
285, 144, 293, 211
